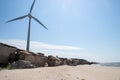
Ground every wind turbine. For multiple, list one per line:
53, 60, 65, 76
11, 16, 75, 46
6, 0, 48, 51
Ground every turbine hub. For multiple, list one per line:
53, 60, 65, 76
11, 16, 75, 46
28, 14, 32, 18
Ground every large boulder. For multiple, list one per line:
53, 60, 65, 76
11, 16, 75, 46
8, 50, 49, 67
25, 54, 48, 67
8, 52, 17, 63
37, 52, 44, 57
59, 58, 73, 66
59, 58, 68, 65
18, 51, 31, 60
59, 58, 92, 66
8, 50, 30, 63
71, 59, 80, 66
79, 59, 91, 65
48, 55, 61, 66
0, 43, 17, 65
11, 60, 35, 69
66, 58, 73, 66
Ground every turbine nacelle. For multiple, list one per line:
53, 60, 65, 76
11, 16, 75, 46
28, 14, 32, 18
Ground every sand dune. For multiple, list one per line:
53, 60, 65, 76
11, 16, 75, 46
0, 65, 120, 80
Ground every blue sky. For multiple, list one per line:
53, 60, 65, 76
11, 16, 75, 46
0, 0, 120, 62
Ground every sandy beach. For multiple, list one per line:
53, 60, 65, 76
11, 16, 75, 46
0, 65, 120, 80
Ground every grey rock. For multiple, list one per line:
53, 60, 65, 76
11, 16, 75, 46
48, 55, 61, 66
11, 60, 35, 69
0, 43, 17, 65
25, 54, 48, 67
37, 52, 44, 57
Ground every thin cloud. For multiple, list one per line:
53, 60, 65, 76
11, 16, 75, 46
1, 39, 104, 62
0, 39, 85, 52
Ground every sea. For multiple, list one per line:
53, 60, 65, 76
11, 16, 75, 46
100, 62, 120, 67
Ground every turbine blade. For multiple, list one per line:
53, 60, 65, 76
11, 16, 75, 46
30, 0, 36, 13
6, 15, 28, 23
32, 16, 48, 30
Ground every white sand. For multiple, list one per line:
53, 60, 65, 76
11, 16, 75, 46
0, 65, 120, 80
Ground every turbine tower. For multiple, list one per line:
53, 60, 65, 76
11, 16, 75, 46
6, 0, 48, 51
